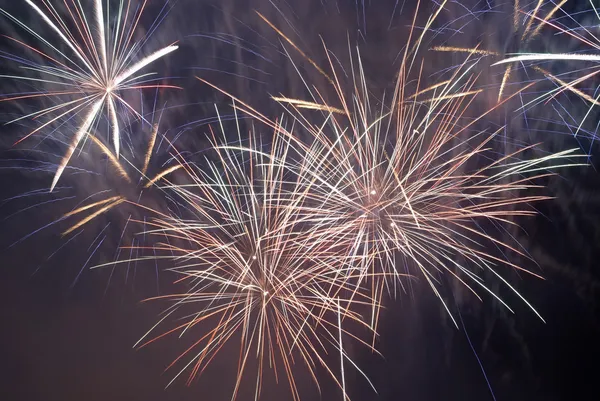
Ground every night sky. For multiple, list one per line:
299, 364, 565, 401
1, 1, 600, 400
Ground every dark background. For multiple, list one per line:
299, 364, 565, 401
1, 0, 599, 400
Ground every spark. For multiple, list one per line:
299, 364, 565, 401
63, 196, 125, 236
143, 164, 183, 188
272, 97, 346, 115
533, 66, 600, 107
529, 0, 569, 39
494, 53, 600, 65
498, 64, 512, 102
430, 46, 499, 56
142, 123, 159, 176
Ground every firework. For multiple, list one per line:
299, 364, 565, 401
0, 97, 183, 290
292, 71, 582, 332
0, 0, 178, 190
58, 109, 189, 291
125, 120, 379, 401
194, 8, 583, 335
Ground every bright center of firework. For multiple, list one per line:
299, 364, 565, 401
247, 254, 271, 300
357, 190, 396, 231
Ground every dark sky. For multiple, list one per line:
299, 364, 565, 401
1, 0, 600, 400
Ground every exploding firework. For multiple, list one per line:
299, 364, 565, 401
289, 58, 582, 329
0, 0, 178, 190
58, 115, 184, 288
111, 7, 583, 399
195, 8, 583, 334
121, 118, 380, 401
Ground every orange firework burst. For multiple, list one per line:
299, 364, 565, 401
276, 49, 580, 330
192, 6, 582, 334
126, 121, 379, 401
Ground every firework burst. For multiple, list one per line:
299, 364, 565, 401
126, 119, 379, 401
285, 72, 580, 333
194, 7, 584, 334
0, 1, 587, 399
0, 0, 178, 190
0, 95, 184, 290
54, 116, 184, 289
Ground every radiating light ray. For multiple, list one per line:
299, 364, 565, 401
255, 11, 334, 86
1, 0, 178, 189
430, 46, 499, 57
51, 97, 104, 191
271, 97, 346, 115
498, 64, 512, 102
530, 0, 568, 39
63, 195, 123, 219
88, 135, 131, 183
514, 0, 521, 30
62, 196, 125, 236
144, 165, 183, 188
142, 123, 159, 176
521, 0, 544, 41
